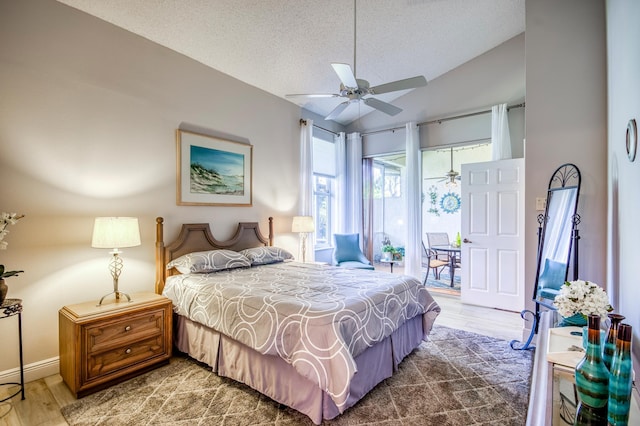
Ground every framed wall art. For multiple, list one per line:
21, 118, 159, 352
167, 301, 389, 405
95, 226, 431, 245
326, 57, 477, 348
176, 129, 252, 206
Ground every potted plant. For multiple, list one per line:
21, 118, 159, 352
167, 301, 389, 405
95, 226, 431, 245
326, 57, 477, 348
381, 244, 396, 261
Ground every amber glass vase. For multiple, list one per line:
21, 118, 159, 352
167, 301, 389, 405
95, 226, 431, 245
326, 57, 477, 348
574, 314, 609, 425
602, 313, 625, 371
608, 323, 633, 426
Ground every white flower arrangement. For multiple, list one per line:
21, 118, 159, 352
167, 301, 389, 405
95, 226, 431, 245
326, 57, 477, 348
553, 279, 613, 319
0, 212, 25, 279
0, 212, 24, 250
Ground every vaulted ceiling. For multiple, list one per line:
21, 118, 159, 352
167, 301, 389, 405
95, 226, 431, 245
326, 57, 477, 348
57, 0, 525, 125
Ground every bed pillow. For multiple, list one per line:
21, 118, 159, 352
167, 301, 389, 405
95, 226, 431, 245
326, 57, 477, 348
239, 246, 294, 266
167, 249, 251, 274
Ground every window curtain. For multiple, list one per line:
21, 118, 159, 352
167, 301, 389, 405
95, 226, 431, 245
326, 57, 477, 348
299, 119, 315, 261
346, 132, 364, 237
404, 122, 422, 279
491, 103, 512, 160
362, 158, 374, 261
334, 132, 347, 234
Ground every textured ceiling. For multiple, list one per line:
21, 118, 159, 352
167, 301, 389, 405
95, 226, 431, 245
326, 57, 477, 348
56, 0, 525, 125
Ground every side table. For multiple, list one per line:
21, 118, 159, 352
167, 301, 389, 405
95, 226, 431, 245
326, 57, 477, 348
0, 298, 25, 401
380, 259, 400, 273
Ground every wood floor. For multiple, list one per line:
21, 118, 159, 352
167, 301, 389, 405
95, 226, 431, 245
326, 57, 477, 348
0, 292, 523, 426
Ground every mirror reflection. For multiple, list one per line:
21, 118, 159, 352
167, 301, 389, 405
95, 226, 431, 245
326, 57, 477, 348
534, 164, 581, 309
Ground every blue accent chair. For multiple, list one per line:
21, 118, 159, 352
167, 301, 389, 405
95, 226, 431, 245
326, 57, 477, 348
332, 234, 375, 270
537, 258, 567, 300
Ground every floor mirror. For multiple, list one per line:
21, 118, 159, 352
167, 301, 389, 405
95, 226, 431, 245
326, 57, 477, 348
511, 163, 581, 350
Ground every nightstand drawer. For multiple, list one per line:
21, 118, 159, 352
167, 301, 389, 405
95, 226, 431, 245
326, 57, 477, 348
86, 308, 165, 353
86, 334, 166, 380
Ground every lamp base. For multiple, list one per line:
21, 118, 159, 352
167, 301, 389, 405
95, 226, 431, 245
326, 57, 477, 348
97, 251, 133, 306
97, 290, 132, 306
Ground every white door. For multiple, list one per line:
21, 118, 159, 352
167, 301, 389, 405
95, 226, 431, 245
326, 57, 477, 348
460, 158, 525, 311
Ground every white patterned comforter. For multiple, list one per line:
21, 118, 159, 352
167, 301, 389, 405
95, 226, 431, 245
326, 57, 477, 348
163, 261, 440, 411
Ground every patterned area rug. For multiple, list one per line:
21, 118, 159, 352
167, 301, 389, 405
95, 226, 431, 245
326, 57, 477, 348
424, 272, 462, 292
61, 325, 533, 425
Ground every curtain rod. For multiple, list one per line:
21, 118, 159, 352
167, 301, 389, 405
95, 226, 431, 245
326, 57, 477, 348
299, 119, 339, 136
361, 102, 526, 137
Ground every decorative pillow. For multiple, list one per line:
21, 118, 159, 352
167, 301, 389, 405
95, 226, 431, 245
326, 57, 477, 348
167, 249, 251, 274
239, 246, 294, 266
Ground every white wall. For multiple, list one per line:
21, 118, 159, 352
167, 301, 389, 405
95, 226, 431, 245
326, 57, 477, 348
0, 0, 302, 378
525, 0, 607, 323
355, 33, 526, 158
606, 0, 640, 366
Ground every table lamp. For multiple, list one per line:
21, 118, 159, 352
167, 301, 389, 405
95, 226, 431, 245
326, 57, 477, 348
91, 217, 141, 305
291, 216, 314, 263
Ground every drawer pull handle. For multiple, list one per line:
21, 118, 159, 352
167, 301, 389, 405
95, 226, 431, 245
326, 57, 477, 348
124, 326, 131, 332
125, 348, 132, 354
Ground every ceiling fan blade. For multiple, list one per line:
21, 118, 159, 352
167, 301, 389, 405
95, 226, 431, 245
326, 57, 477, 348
285, 93, 340, 98
369, 75, 427, 95
363, 97, 403, 116
325, 101, 350, 120
331, 63, 358, 88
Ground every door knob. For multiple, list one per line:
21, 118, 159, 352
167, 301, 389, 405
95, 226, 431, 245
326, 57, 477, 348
463, 238, 472, 243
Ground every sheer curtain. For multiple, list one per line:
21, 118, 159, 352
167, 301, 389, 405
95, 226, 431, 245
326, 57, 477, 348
362, 158, 374, 262
345, 132, 363, 236
299, 119, 315, 261
491, 103, 512, 160
404, 122, 422, 279
334, 132, 347, 234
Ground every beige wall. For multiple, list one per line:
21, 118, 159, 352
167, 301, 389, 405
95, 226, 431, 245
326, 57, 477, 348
0, 0, 302, 378
525, 0, 608, 324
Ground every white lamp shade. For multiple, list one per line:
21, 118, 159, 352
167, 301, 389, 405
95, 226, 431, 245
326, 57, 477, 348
291, 216, 314, 233
91, 217, 141, 249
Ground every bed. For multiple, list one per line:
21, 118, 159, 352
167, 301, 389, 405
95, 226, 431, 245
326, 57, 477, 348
154, 217, 441, 424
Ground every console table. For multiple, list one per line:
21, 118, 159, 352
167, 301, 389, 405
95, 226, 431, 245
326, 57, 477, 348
527, 310, 639, 425
0, 298, 25, 401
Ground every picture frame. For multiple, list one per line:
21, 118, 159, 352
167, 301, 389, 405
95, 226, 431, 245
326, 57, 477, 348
392, 252, 403, 261
176, 129, 252, 206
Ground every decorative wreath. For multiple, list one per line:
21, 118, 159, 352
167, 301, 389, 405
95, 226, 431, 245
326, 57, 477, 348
440, 192, 461, 214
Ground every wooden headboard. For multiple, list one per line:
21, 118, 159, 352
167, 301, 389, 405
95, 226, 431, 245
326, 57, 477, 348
154, 216, 274, 294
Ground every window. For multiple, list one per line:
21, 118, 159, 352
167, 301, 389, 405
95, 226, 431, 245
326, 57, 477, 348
312, 136, 336, 248
313, 175, 332, 246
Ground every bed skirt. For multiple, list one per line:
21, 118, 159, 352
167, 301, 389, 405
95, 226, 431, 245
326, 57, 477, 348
174, 314, 427, 424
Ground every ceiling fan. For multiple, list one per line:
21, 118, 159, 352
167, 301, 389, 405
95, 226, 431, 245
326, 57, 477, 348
425, 147, 461, 187
285, 1, 427, 121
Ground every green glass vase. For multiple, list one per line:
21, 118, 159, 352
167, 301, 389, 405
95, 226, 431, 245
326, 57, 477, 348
574, 314, 609, 425
608, 323, 633, 426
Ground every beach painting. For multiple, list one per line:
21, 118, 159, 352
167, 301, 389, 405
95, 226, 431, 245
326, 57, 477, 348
177, 130, 252, 206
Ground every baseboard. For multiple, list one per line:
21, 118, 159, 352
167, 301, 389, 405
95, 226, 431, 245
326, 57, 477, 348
0, 356, 59, 384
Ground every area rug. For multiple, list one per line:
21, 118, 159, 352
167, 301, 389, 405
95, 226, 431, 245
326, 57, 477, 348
61, 325, 533, 425
424, 272, 462, 292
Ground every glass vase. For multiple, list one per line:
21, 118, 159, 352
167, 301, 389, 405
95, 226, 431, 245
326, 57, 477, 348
608, 323, 633, 426
603, 313, 625, 371
574, 314, 609, 425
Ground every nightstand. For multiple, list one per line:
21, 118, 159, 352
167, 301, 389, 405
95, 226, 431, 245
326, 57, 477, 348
59, 292, 172, 398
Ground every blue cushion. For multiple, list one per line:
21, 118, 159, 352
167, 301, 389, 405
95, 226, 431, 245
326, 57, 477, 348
333, 234, 372, 268
337, 261, 375, 270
